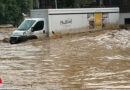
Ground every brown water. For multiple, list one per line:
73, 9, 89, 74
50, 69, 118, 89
0, 29, 130, 90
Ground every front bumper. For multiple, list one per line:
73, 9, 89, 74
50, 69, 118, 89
10, 36, 28, 44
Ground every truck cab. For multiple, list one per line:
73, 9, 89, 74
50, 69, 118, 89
10, 18, 47, 44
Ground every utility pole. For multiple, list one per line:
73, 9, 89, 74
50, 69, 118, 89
55, 0, 57, 9
33, 0, 39, 9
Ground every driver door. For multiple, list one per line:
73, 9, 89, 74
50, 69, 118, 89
32, 20, 45, 38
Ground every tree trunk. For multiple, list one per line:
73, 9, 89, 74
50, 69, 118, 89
33, 0, 39, 9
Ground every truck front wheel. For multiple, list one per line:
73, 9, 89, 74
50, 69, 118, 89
9, 37, 18, 44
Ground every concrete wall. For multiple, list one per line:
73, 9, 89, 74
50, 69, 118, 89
109, 13, 119, 24
120, 13, 130, 25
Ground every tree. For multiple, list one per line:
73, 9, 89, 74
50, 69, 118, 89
58, 0, 74, 8
3, 0, 22, 26
38, 0, 93, 8
17, 0, 33, 13
74, 0, 93, 8
0, 0, 33, 26
0, 1, 5, 24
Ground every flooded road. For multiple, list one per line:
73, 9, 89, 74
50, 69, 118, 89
0, 28, 130, 90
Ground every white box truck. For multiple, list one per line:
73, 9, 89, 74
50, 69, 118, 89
10, 8, 119, 44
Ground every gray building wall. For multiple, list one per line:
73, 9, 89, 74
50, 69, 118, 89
120, 13, 130, 25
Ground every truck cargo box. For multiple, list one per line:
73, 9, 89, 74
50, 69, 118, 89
31, 8, 119, 36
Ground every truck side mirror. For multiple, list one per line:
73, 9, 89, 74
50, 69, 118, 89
31, 27, 34, 32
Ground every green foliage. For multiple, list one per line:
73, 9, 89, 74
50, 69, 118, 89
58, 0, 74, 8
74, 0, 93, 8
0, 0, 33, 27
17, 0, 33, 13
0, 1, 5, 24
46, 0, 93, 8
0, 0, 93, 26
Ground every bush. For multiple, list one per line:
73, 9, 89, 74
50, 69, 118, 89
0, 0, 33, 27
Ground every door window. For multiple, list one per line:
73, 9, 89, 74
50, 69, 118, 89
33, 21, 44, 31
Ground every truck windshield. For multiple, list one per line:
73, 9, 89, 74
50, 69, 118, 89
18, 20, 35, 31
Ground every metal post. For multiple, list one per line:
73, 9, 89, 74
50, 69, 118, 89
55, 0, 57, 9
99, 0, 103, 7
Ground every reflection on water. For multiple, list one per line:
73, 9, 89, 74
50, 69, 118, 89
0, 29, 130, 90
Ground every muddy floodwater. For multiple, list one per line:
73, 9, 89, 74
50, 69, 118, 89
0, 28, 130, 90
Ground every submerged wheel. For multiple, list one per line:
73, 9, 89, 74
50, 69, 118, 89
9, 37, 18, 44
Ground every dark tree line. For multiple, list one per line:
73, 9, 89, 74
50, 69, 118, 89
35, 0, 102, 9
0, 0, 102, 26
0, 0, 33, 26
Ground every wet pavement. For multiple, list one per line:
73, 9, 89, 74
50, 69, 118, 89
0, 28, 130, 90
